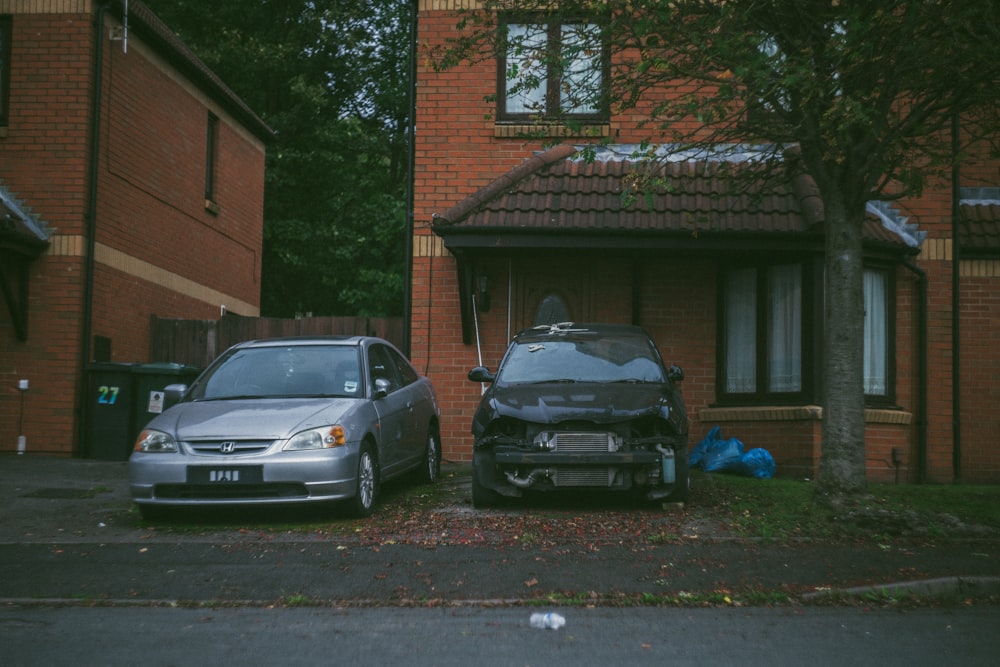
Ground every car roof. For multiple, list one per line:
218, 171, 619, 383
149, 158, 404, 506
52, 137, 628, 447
512, 322, 652, 343
234, 335, 368, 348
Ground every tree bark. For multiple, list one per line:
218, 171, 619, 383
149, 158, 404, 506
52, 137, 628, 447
817, 191, 868, 498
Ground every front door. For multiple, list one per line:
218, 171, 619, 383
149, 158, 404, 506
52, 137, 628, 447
511, 258, 594, 333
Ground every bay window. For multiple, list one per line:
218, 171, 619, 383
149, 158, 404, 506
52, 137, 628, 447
720, 260, 893, 405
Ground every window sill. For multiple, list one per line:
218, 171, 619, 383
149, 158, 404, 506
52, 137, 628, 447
699, 405, 912, 425
494, 122, 610, 139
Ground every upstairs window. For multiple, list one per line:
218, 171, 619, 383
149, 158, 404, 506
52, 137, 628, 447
498, 17, 607, 122
1, 16, 12, 127
204, 112, 219, 210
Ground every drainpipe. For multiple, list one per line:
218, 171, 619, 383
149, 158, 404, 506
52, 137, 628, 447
902, 258, 928, 483
402, 0, 417, 357
78, 3, 108, 455
950, 114, 962, 482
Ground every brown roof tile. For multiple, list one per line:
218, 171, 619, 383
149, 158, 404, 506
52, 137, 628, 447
433, 146, 911, 249
959, 203, 1000, 252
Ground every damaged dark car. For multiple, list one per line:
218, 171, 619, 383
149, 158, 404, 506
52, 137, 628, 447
467, 323, 689, 508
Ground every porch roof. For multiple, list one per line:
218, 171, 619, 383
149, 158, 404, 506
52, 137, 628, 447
0, 183, 50, 256
959, 188, 1000, 257
0, 183, 51, 341
432, 145, 914, 255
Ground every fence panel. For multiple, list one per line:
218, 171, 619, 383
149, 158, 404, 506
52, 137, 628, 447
150, 314, 405, 368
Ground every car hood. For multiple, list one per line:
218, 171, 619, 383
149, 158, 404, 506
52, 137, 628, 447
486, 382, 673, 425
148, 398, 359, 440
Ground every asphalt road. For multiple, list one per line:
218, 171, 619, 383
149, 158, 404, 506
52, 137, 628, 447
4, 605, 1000, 667
2, 455, 999, 605
2, 454, 1000, 666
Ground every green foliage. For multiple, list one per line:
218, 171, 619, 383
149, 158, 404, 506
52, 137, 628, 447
691, 471, 1000, 539
143, 0, 411, 316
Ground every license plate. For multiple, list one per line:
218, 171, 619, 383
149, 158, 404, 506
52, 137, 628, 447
187, 466, 263, 484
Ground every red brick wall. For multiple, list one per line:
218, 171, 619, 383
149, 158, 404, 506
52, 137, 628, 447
960, 272, 1000, 481
413, 4, 997, 484
0, 12, 94, 455
0, 9, 265, 456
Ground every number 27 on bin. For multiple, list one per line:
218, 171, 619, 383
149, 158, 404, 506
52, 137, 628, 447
98, 386, 120, 405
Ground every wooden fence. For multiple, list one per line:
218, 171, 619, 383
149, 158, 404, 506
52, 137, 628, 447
150, 313, 405, 369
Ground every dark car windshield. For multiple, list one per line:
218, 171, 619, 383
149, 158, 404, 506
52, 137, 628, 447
497, 336, 666, 384
188, 345, 362, 400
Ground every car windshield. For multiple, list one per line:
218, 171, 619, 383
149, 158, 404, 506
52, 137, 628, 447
188, 345, 362, 400
497, 336, 666, 384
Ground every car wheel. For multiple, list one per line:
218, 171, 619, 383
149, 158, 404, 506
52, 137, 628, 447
420, 426, 441, 484
347, 443, 378, 518
137, 504, 169, 522
667, 452, 690, 504
471, 450, 504, 508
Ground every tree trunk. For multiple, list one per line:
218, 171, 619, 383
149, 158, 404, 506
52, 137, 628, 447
817, 191, 868, 499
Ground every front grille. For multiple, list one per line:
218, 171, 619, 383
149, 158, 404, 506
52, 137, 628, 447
552, 467, 619, 487
550, 432, 614, 453
186, 440, 274, 455
154, 483, 307, 500
550, 431, 621, 487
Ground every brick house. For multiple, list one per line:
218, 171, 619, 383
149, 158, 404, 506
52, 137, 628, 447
0, 1, 271, 457
411, 1, 1000, 483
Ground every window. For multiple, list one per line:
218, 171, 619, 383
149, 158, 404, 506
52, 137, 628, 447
863, 268, 890, 398
204, 112, 219, 208
720, 261, 894, 405
498, 17, 607, 122
385, 345, 418, 387
721, 263, 805, 401
1, 16, 12, 127
369, 345, 402, 394
534, 292, 570, 325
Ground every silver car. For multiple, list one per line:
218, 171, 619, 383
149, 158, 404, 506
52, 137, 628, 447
129, 336, 441, 519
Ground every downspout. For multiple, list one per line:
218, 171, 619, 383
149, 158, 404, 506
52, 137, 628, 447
402, 0, 418, 357
77, 2, 107, 455
950, 114, 962, 481
902, 258, 928, 483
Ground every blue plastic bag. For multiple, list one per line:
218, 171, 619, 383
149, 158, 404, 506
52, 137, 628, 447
688, 425, 720, 468
738, 448, 776, 479
702, 437, 745, 473
689, 426, 775, 478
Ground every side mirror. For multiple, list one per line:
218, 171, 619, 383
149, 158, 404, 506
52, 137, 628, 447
374, 377, 392, 398
163, 383, 188, 409
468, 366, 495, 383
667, 365, 684, 382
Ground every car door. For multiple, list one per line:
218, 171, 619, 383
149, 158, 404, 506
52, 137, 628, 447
383, 345, 428, 467
367, 343, 410, 477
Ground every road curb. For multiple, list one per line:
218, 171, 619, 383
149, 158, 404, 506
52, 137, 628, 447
801, 576, 1000, 602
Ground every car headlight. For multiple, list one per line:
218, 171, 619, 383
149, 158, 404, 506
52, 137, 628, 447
284, 425, 346, 451
134, 429, 178, 453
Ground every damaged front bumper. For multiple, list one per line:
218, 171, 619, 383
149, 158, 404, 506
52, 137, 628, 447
474, 443, 684, 501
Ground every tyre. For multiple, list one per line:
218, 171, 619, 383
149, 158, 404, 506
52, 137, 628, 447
471, 450, 503, 508
137, 504, 170, 522
347, 443, 379, 518
667, 451, 690, 503
419, 426, 441, 484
